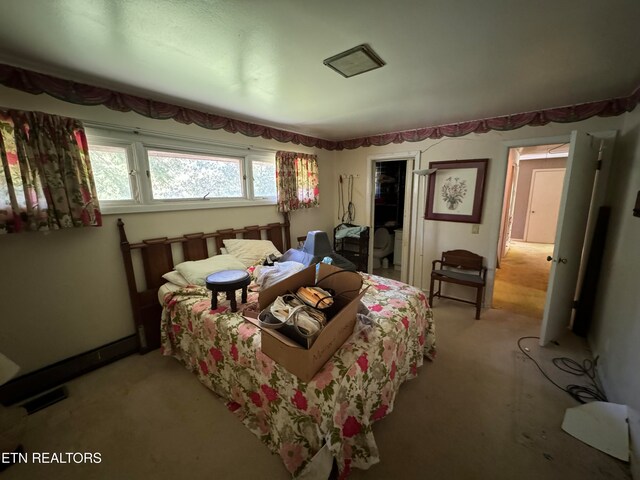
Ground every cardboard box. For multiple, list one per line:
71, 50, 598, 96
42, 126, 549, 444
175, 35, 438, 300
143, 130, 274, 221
244, 263, 366, 382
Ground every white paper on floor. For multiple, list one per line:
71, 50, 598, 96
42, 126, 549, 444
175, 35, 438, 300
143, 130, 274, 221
561, 401, 629, 462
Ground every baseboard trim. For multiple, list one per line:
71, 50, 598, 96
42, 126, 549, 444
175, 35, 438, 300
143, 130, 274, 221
0, 335, 138, 406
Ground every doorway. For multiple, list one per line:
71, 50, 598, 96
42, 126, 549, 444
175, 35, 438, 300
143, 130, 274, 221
366, 154, 416, 283
371, 160, 406, 280
494, 143, 569, 319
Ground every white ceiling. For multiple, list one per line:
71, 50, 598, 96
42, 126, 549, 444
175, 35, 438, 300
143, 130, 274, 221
520, 143, 569, 157
0, 0, 639, 141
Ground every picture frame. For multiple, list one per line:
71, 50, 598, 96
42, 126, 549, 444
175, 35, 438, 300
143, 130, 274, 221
425, 159, 488, 223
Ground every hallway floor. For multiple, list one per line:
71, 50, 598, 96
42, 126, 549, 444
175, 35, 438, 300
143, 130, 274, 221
493, 241, 554, 319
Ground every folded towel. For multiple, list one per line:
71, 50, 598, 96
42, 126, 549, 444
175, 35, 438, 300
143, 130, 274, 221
335, 225, 367, 239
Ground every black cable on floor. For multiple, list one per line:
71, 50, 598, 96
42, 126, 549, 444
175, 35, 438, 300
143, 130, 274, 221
517, 336, 607, 404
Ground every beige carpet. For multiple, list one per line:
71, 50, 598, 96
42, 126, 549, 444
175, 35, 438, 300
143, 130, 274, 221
493, 241, 555, 319
4, 302, 630, 480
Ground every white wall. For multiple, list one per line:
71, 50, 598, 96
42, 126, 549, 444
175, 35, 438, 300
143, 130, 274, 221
334, 115, 626, 302
589, 107, 640, 475
0, 86, 336, 374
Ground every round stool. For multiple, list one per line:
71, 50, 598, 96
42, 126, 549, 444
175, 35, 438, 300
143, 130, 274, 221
205, 270, 251, 312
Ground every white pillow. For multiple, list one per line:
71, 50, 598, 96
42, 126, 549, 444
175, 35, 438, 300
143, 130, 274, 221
162, 270, 190, 287
222, 239, 281, 267
174, 254, 247, 286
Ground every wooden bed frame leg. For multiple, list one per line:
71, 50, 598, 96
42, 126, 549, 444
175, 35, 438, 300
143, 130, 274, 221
282, 211, 291, 250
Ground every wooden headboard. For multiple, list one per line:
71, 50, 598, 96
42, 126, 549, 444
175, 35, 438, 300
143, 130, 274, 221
118, 213, 291, 353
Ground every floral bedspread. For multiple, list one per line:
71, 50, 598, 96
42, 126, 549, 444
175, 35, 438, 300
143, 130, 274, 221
160, 273, 436, 478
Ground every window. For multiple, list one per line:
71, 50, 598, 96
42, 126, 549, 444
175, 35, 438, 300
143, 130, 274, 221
147, 149, 244, 200
90, 145, 134, 201
251, 157, 277, 198
86, 128, 276, 214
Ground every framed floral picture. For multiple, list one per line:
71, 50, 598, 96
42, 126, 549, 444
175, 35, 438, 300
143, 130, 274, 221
425, 159, 488, 223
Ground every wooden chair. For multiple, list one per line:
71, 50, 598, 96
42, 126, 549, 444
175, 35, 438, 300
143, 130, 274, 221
429, 250, 487, 319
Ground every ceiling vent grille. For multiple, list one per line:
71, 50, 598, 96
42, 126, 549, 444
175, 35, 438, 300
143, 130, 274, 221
323, 44, 385, 78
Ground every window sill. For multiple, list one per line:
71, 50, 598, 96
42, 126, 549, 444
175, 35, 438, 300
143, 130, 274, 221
101, 198, 277, 215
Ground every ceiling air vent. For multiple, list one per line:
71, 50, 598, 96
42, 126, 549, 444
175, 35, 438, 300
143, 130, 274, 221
323, 44, 385, 78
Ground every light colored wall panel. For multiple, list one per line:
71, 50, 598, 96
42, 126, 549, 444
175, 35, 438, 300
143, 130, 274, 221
589, 107, 640, 471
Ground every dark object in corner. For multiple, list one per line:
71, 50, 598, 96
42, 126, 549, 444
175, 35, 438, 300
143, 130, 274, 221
633, 191, 640, 217
573, 206, 611, 337
21, 386, 68, 415
0, 444, 25, 472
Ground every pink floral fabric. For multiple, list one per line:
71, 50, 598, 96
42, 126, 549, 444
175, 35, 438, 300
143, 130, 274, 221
276, 151, 320, 213
0, 109, 101, 233
161, 273, 436, 477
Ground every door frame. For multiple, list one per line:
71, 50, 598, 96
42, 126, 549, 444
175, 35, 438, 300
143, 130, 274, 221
365, 151, 419, 284
523, 167, 566, 243
497, 148, 520, 265
489, 131, 616, 330
488, 135, 570, 308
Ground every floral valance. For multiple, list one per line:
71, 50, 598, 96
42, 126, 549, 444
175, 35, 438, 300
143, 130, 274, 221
0, 64, 335, 151
0, 109, 102, 234
0, 64, 638, 151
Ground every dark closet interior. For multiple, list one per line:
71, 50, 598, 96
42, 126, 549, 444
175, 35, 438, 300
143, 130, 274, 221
374, 160, 406, 230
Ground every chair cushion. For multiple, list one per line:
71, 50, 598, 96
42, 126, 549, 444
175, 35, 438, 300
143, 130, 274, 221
432, 269, 485, 284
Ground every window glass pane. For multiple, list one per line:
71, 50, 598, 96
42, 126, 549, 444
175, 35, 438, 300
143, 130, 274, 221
89, 145, 133, 201
148, 150, 243, 200
252, 160, 276, 197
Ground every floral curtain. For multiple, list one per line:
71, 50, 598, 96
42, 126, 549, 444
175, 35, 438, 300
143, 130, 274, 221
276, 151, 319, 213
0, 109, 102, 234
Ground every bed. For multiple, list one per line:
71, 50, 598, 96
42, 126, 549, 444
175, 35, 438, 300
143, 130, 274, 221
118, 216, 436, 478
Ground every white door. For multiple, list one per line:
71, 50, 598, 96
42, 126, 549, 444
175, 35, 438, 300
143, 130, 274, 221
540, 131, 599, 346
525, 168, 566, 243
